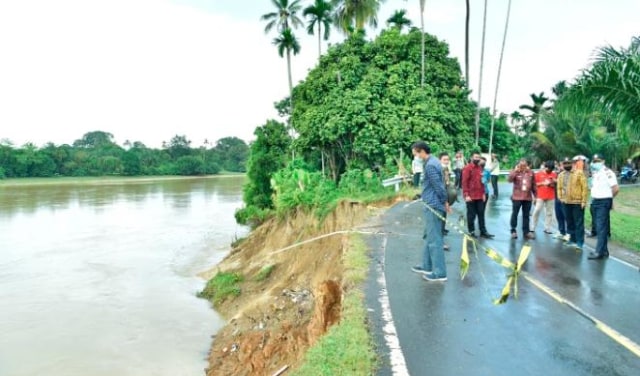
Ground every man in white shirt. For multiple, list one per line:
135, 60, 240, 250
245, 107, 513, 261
587, 154, 619, 260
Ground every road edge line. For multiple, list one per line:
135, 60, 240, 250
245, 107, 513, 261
523, 273, 640, 358
378, 234, 410, 375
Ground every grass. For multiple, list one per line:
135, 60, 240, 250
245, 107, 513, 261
586, 187, 640, 252
198, 272, 243, 306
254, 264, 275, 282
291, 234, 377, 376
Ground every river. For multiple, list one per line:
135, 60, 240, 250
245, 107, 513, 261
0, 176, 248, 376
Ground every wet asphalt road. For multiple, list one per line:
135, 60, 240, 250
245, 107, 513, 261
365, 183, 640, 376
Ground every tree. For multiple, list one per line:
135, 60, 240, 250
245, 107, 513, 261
464, 0, 470, 84
561, 36, 640, 139
332, 0, 384, 34
261, 0, 304, 33
487, 0, 513, 156
214, 137, 249, 172
291, 29, 474, 180
165, 135, 192, 159
386, 9, 411, 31
273, 28, 302, 118
242, 120, 292, 210
73, 131, 116, 148
303, 0, 333, 60
519, 92, 551, 133
474, 0, 488, 146
402, 0, 427, 87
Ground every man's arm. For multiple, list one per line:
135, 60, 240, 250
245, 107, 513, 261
461, 166, 470, 198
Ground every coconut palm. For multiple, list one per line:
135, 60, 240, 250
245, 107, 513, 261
332, 0, 385, 34
519, 92, 551, 133
273, 28, 301, 112
386, 9, 412, 31
261, 0, 304, 33
464, 0, 470, 83
473, 0, 488, 146
487, 0, 512, 156
562, 36, 640, 139
303, 0, 333, 60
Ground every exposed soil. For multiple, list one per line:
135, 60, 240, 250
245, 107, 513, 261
199, 198, 403, 376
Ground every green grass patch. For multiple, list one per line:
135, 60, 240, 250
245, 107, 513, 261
198, 272, 243, 306
254, 264, 275, 282
292, 234, 376, 376
586, 187, 640, 252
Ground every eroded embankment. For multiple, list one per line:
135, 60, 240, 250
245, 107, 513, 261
199, 199, 396, 375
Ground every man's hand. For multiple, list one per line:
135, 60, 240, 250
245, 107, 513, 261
581, 203, 586, 209
483, 194, 487, 202
445, 202, 452, 214
465, 196, 472, 202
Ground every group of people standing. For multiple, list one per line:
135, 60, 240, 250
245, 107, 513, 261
410, 142, 620, 283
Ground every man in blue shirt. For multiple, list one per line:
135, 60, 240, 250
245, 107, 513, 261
410, 141, 450, 281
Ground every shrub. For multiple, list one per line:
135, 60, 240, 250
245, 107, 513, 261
198, 272, 243, 306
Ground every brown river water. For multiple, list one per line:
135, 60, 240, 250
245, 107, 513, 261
0, 176, 247, 376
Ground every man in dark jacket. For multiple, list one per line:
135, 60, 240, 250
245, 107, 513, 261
461, 152, 494, 238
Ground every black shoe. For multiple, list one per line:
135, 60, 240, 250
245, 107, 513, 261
587, 232, 597, 238
443, 229, 449, 235
480, 232, 495, 239
588, 252, 606, 260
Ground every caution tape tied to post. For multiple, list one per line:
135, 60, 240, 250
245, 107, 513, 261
420, 200, 532, 305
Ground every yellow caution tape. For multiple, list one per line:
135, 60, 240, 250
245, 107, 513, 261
460, 235, 470, 280
419, 200, 533, 305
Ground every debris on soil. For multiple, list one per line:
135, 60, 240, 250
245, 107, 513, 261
200, 199, 396, 375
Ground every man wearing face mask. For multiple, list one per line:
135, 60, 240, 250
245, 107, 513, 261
508, 158, 537, 239
587, 154, 619, 260
461, 152, 494, 238
557, 156, 588, 250
531, 160, 557, 235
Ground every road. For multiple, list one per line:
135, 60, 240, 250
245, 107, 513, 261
365, 183, 640, 376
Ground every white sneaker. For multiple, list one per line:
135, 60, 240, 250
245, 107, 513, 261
563, 234, 570, 242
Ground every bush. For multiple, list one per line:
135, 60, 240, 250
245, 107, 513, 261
0, 166, 5, 179
235, 205, 272, 226
175, 156, 204, 175
271, 164, 339, 216
198, 272, 242, 306
338, 169, 384, 196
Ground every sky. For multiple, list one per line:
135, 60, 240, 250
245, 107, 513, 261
0, 0, 638, 148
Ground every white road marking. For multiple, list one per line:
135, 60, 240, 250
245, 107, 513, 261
377, 235, 410, 375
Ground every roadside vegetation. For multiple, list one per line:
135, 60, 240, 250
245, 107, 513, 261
292, 235, 376, 376
587, 187, 640, 252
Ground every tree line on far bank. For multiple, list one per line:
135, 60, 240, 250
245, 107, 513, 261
0, 131, 249, 179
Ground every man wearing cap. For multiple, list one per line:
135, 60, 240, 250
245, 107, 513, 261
587, 154, 619, 260
557, 156, 588, 250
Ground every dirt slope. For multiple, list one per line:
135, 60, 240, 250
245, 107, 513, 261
200, 200, 394, 375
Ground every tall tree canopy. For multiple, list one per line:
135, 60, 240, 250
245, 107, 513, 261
289, 29, 474, 180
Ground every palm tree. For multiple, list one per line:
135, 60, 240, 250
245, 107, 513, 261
464, 0, 470, 83
332, 0, 385, 34
273, 27, 301, 114
473, 0, 488, 146
303, 0, 333, 60
561, 36, 640, 139
487, 0, 512, 156
387, 9, 412, 31
519, 92, 551, 133
261, 0, 304, 33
